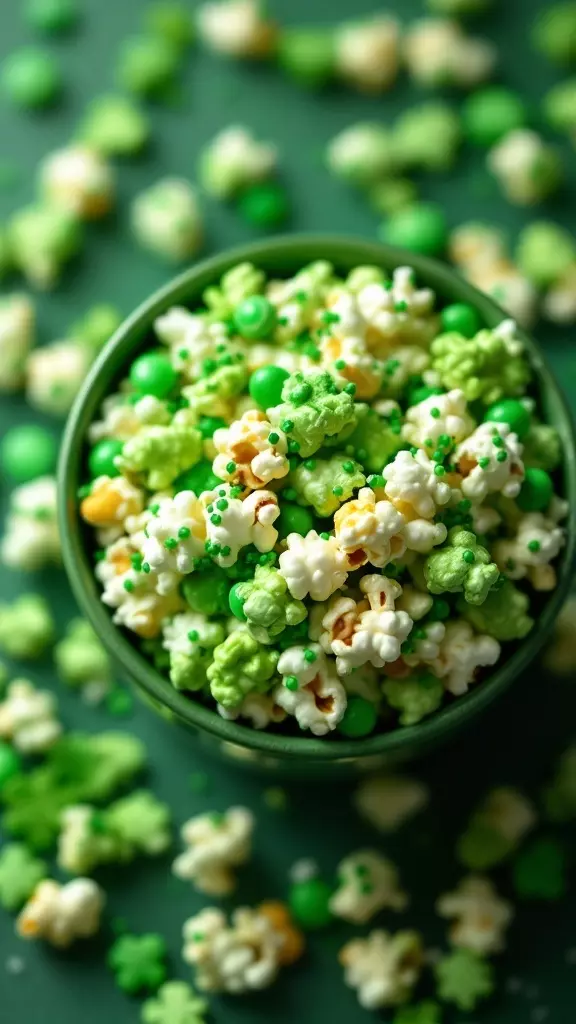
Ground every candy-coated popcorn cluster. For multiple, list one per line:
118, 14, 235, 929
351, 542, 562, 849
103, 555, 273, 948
80, 261, 566, 740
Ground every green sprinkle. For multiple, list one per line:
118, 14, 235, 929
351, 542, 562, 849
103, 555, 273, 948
492, 435, 504, 447
434, 464, 446, 476
149, 502, 160, 515
221, 545, 231, 556
528, 539, 541, 552
320, 532, 331, 540
343, 382, 357, 395
478, 457, 491, 469
187, 629, 199, 642
226, 461, 236, 474
268, 431, 280, 444
164, 537, 178, 550
335, 359, 346, 370
281, 419, 294, 433
496, 450, 508, 462
284, 675, 299, 691
123, 579, 135, 592
142, 561, 150, 573
368, 474, 385, 488
462, 549, 475, 564
332, 485, 344, 496
342, 461, 355, 473
216, 498, 228, 511
304, 459, 316, 470
288, 439, 300, 453
430, 407, 441, 419
303, 649, 317, 663
178, 526, 191, 539
283, 487, 297, 501
210, 514, 222, 526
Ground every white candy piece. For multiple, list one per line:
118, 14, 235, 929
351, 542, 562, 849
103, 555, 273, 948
0, 678, 61, 754
335, 15, 400, 93
217, 692, 286, 729
142, 491, 207, 587
330, 850, 408, 924
173, 807, 254, 895
340, 929, 423, 1010
278, 530, 349, 602
201, 486, 279, 567
493, 511, 565, 591
273, 648, 347, 735
0, 294, 35, 391
26, 340, 93, 417
488, 129, 560, 206
430, 619, 500, 695
403, 389, 475, 449
40, 145, 114, 220
17, 878, 105, 948
182, 906, 284, 993
200, 126, 277, 199
385, 448, 453, 519
212, 410, 289, 488
334, 488, 406, 569
131, 178, 203, 263
354, 775, 429, 833
456, 422, 524, 502
1, 477, 61, 571
197, 0, 273, 58
436, 876, 514, 956
357, 267, 438, 353
404, 18, 496, 89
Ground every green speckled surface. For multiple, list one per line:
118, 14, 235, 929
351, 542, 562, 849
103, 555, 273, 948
1, 0, 576, 1020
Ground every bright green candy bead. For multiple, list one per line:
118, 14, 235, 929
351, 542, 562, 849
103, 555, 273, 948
440, 303, 481, 339
406, 384, 445, 407
2, 47, 62, 109
25, 0, 79, 34
338, 697, 378, 738
380, 203, 448, 257
277, 503, 315, 538
277, 29, 335, 89
462, 87, 527, 147
237, 181, 289, 228
129, 351, 178, 398
249, 366, 290, 408
228, 582, 247, 620
88, 438, 124, 479
234, 295, 277, 340
0, 425, 57, 483
182, 571, 229, 616
288, 877, 334, 930
484, 399, 531, 440
174, 459, 219, 494
0, 741, 22, 790
517, 467, 553, 512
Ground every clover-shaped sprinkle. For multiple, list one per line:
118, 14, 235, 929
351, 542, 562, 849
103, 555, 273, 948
108, 932, 168, 994
434, 948, 494, 1011
141, 980, 208, 1024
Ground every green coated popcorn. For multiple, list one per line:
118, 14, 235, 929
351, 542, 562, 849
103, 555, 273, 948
522, 422, 562, 471
9, 203, 82, 290
346, 405, 404, 473
131, 178, 203, 263
207, 629, 279, 708
169, 648, 213, 691
0, 593, 55, 659
515, 221, 576, 288
543, 78, 576, 134
164, 613, 226, 691
54, 619, 113, 700
458, 579, 533, 640
145, 2, 195, 51
104, 790, 172, 856
79, 94, 151, 157
289, 454, 365, 517
119, 424, 202, 490
532, 2, 576, 65
117, 34, 181, 99
233, 565, 307, 643
0, 843, 47, 911
203, 261, 265, 317
383, 673, 444, 726
326, 123, 396, 187
424, 528, 500, 605
430, 325, 531, 404
393, 102, 462, 172
269, 370, 357, 458
434, 949, 494, 1012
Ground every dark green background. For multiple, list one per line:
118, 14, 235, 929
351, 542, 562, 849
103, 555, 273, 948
1, 0, 576, 1020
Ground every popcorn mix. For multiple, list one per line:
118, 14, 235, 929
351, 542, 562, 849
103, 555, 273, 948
79, 260, 566, 740
39, 144, 115, 220
404, 19, 496, 90
17, 878, 105, 948
0, 678, 62, 754
330, 850, 408, 924
1, 476, 61, 571
172, 806, 254, 895
436, 876, 514, 956
339, 928, 424, 1009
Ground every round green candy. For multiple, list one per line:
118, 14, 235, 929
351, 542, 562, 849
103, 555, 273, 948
249, 365, 290, 408
440, 303, 481, 339
277, 29, 335, 89
288, 877, 334, 930
234, 295, 277, 340
484, 399, 531, 440
237, 181, 289, 228
174, 459, 220, 494
338, 696, 378, 738
198, 416, 226, 439
117, 35, 180, 98
182, 571, 229, 616
88, 438, 124, 479
462, 87, 527, 147
380, 203, 448, 257
25, 0, 79, 34
129, 351, 178, 398
277, 503, 315, 538
0, 424, 57, 483
228, 582, 247, 620
2, 47, 62, 109
0, 741, 22, 790
517, 467, 553, 512
406, 384, 445, 407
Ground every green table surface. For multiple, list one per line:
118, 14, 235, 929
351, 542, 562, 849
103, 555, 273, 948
1, 0, 576, 1021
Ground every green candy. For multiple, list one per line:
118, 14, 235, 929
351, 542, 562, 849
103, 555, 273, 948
88, 438, 124, 479
484, 398, 531, 439
515, 220, 576, 288
440, 303, 481, 339
197, 415, 226, 439
228, 582, 247, 620
234, 295, 277, 340
237, 181, 289, 228
174, 459, 220, 494
130, 352, 178, 398
288, 877, 334, 930
0, 424, 56, 483
338, 697, 378, 737
2, 46, 62, 109
249, 365, 290, 408
0, 742, 22, 791
517, 467, 553, 512
543, 78, 576, 134
513, 838, 566, 900
79, 94, 150, 157
277, 29, 335, 89
182, 569, 229, 616
117, 34, 180, 99
532, 2, 576, 65
24, 0, 79, 34
462, 86, 527, 147
522, 423, 562, 471
145, 2, 195, 51
277, 503, 314, 538
380, 203, 448, 257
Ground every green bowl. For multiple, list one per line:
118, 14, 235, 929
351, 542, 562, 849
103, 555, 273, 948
58, 234, 576, 777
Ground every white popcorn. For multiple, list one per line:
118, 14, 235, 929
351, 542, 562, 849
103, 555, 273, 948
277, 643, 326, 689
402, 517, 448, 553
330, 850, 407, 924
57, 806, 120, 875
0, 678, 61, 754
319, 576, 413, 675
163, 611, 224, 658
17, 878, 105, 948
278, 530, 349, 602
357, 267, 438, 354
173, 807, 254, 895
154, 307, 230, 379
436, 876, 514, 956
488, 129, 561, 206
97, 536, 182, 638
385, 448, 453, 519
202, 486, 279, 567
340, 929, 423, 1010
89, 394, 170, 443
183, 906, 284, 993
466, 259, 539, 329
335, 15, 400, 93
1, 476, 61, 571
200, 126, 277, 199
80, 475, 145, 531
354, 775, 429, 833
404, 18, 496, 89
212, 409, 289, 487
471, 787, 537, 847
40, 145, 114, 220
404, 620, 447, 666
396, 585, 433, 621
544, 596, 576, 674
321, 331, 383, 399
273, 651, 347, 736
26, 340, 93, 417
493, 511, 565, 591
217, 692, 286, 729
333, 487, 406, 569
0, 293, 35, 391
131, 178, 203, 264
456, 422, 524, 502
197, 0, 274, 58
430, 619, 500, 695
141, 491, 207, 589
403, 389, 475, 449
326, 124, 395, 187
543, 264, 576, 325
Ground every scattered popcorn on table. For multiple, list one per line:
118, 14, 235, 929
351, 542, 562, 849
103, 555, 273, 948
199, 126, 277, 200
330, 850, 407, 924
0, 678, 62, 754
78, 93, 151, 157
58, 790, 171, 874
436, 875, 514, 955
26, 339, 93, 417
339, 928, 423, 1009
197, 0, 276, 59
404, 19, 496, 89
457, 786, 537, 869
1, 476, 60, 571
353, 775, 429, 833
39, 144, 115, 220
172, 806, 254, 894
0, 594, 54, 660
131, 178, 203, 263
0, 294, 36, 392
434, 947, 494, 1011
488, 129, 563, 206
54, 619, 114, 703
0, 843, 47, 912
326, 124, 396, 188
393, 102, 462, 174
334, 14, 400, 94
16, 877, 105, 947
8, 203, 82, 290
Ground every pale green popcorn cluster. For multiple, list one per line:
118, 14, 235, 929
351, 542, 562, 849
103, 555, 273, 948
119, 423, 203, 489
235, 565, 307, 643
289, 454, 365, 517
431, 324, 531, 404
0, 594, 55, 660
207, 630, 279, 709
269, 370, 357, 458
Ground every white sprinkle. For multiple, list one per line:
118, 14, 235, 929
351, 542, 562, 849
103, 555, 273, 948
506, 976, 524, 994
531, 1008, 549, 1023
5, 956, 25, 975
289, 858, 318, 883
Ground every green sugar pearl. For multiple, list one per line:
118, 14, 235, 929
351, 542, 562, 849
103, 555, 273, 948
462, 86, 527, 148
0, 424, 57, 483
88, 438, 124, 479
440, 303, 481, 339
277, 503, 314, 538
484, 398, 531, 440
338, 696, 378, 738
288, 877, 334, 931
237, 181, 289, 228
517, 467, 553, 512
228, 582, 247, 620
2, 47, 63, 110
129, 351, 178, 398
233, 295, 277, 340
248, 365, 290, 409
379, 202, 448, 257
0, 741, 22, 790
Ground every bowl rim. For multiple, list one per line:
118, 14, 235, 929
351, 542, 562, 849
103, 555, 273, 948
58, 233, 576, 762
